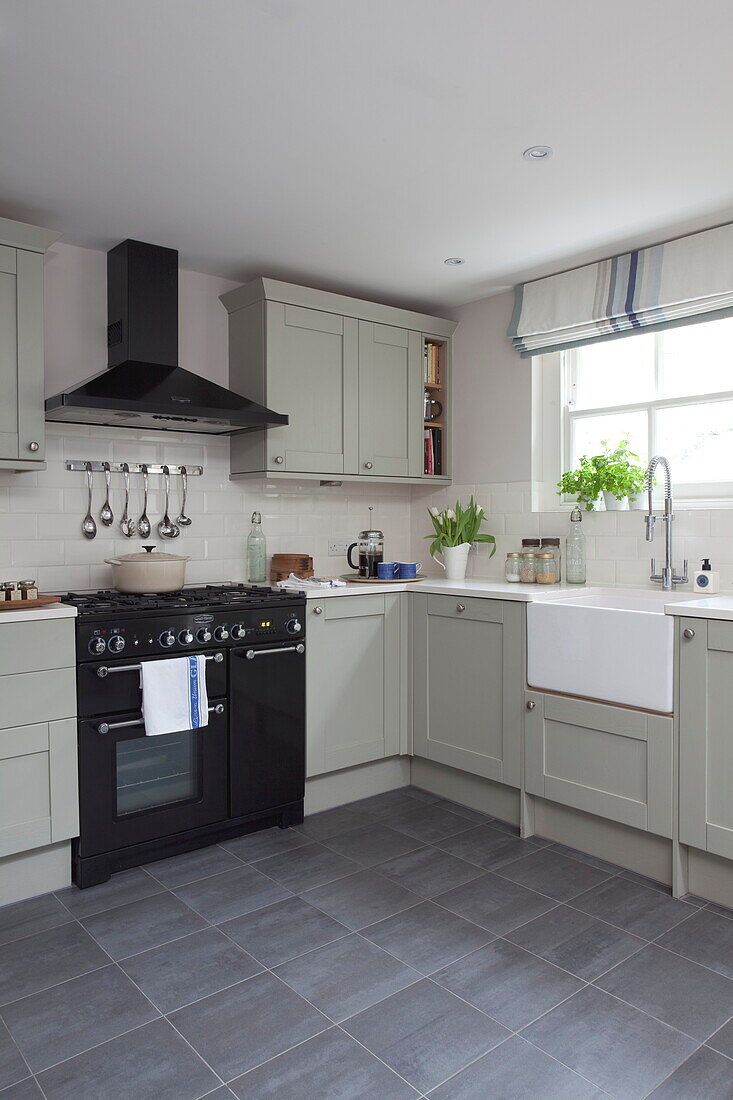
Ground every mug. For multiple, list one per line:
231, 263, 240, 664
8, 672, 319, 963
398, 561, 422, 579
377, 562, 399, 579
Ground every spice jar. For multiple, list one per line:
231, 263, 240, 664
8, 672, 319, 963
519, 552, 537, 583
535, 552, 559, 584
0, 582, 15, 602
540, 538, 561, 583
505, 552, 522, 583
19, 580, 38, 600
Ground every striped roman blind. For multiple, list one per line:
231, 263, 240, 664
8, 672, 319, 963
508, 222, 733, 357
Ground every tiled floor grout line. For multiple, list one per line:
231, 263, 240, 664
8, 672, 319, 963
563, 893, 702, 942
0, 1016, 32, 1096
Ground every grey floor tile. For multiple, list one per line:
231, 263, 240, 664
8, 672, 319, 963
548, 842, 625, 874
0, 1079, 43, 1099
37, 1017, 219, 1100
522, 985, 697, 1100
595, 942, 733, 1041
434, 938, 583, 1030
377, 846, 484, 899
706, 900, 733, 921
0, 1021, 28, 1091
440, 802, 492, 824
170, 971, 328, 1081
506, 904, 645, 981
342, 978, 510, 1094
433, 872, 556, 934
1, 965, 158, 1073
436, 825, 539, 872
221, 827, 311, 862
144, 845, 242, 887
220, 896, 348, 967
254, 842, 360, 892
323, 824, 422, 867
407, 786, 441, 804
707, 1016, 733, 1058
362, 902, 493, 973
570, 876, 695, 940
483, 817, 521, 837
656, 909, 733, 979
274, 933, 420, 1022
119, 927, 262, 1013
80, 892, 206, 960
295, 805, 374, 841
387, 805, 475, 844
348, 789, 428, 820
428, 1034, 603, 1099
0, 894, 72, 947
302, 869, 420, 930
55, 868, 163, 918
229, 1026, 419, 1099
497, 848, 611, 902
649, 1046, 733, 1098
172, 865, 290, 924
0, 923, 108, 1006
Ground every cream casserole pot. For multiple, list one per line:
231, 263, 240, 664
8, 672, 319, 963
105, 545, 190, 593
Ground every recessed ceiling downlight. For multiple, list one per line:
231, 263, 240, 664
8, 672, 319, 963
523, 145, 553, 161
444, 257, 465, 266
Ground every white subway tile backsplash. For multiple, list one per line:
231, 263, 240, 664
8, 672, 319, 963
594, 536, 640, 561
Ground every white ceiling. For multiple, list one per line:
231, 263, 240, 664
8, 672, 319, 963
3, 0, 733, 312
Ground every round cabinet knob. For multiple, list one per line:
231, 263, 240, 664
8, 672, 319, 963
364, 461, 373, 470
214, 625, 230, 641
683, 627, 696, 640
107, 635, 125, 654
196, 627, 212, 643
526, 700, 536, 710
231, 624, 247, 640
313, 606, 323, 615
28, 441, 39, 453
456, 603, 466, 613
178, 629, 194, 646
159, 630, 175, 648
274, 455, 284, 464
88, 636, 106, 656
286, 618, 302, 635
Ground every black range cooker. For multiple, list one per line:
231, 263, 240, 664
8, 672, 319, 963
63, 583, 306, 887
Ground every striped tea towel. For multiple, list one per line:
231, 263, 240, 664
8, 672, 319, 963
140, 655, 209, 736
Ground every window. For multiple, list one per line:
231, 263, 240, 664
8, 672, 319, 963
550, 316, 733, 505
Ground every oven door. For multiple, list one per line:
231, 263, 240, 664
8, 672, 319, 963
77, 701, 228, 857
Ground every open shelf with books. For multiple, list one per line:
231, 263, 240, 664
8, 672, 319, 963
423, 336, 448, 477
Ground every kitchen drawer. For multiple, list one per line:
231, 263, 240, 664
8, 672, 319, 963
0, 667, 76, 729
0, 617, 75, 674
0, 717, 79, 858
426, 594, 503, 624
317, 593, 385, 620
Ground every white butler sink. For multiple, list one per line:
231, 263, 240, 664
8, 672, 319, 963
526, 588, 692, 713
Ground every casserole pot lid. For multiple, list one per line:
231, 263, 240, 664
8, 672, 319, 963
109, 545, 190, 563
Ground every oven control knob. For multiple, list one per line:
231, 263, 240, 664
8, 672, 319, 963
88, 636, 106, 655
107, 635, 125, 654
196, 627, 213, 643
231, 623, 246, 640
178, 629, 194, 646
286, 618, 302, 635
159, 630, 176, 648
214, 625, 229, 641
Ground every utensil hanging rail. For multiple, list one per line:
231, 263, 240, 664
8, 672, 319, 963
66, 462, 203, 475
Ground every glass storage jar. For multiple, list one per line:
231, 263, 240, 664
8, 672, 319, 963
535, 552, 559, 584
519, 552, 537, 583
539, 538, 561, 583
505, 552, 522, 582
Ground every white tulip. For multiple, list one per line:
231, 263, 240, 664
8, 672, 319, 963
429, 506, 440, 517
446, 508, 456, 520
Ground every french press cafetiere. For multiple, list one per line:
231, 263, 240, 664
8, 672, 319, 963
347, 507, 384, 578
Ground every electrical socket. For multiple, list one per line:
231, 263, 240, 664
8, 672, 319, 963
328, 540, 350, 556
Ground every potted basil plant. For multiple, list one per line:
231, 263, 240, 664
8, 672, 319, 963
426, 497, 496, 580
558, 439, 646, 511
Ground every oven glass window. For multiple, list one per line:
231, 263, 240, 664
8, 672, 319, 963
115, 730, 201, 816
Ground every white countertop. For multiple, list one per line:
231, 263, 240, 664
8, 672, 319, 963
288, 578, 618, 602
664, 596, 733, 620
0, 601, 77, 623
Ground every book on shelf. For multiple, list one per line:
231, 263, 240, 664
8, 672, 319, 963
423, 426, 442, 476
423, 342, 442, 386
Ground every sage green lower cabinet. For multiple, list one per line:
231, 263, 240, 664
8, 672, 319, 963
0, 718, 79, 858
306, 594, 405, 777
412, 595, 522, 787
679, 617, 733, 859
524, 691, 673, 838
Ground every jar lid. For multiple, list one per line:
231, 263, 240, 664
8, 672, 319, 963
536, 552, 555, 558
521, 538, 541, 546
506, 552, 522, 558
520, 551, 537, 557
541, 538, 560, 546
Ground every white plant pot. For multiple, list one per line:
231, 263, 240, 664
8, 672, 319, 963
602, 492, 629, 511
629, 495, 647, 511
432, 542, 472, 581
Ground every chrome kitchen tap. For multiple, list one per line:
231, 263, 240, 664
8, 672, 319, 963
644, 455, 688, 591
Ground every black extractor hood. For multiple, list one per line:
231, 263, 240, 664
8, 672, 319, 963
45, 239, 288, 435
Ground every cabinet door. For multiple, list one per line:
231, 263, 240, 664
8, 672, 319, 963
0, 718, 79, 858
679, 618, 733, 858
265, 302, 358, 474
412, 595, 522, 786
525, 691, 673, 838
0, 246, 45, 464
0, 245, 19, 460
306, 594, 402, 776
358, 321, 422, 477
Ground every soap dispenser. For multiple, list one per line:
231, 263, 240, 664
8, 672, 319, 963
693, 558, 719, 594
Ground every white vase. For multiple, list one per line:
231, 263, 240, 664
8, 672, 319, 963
602, 491, 629, 511
432, 542, 472, 581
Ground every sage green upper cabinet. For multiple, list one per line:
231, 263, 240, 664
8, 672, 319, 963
679, 617, 733, 860
412, 594, 523, 787
220, 278, 455, 484
0, 217, 60, 470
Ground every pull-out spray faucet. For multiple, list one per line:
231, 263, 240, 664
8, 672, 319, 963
644, 455, 688, 591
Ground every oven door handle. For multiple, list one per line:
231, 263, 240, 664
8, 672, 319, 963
97, 702, 224, 735
95, 651, 224, 678
239, 643, 305, 660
